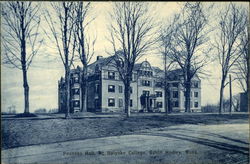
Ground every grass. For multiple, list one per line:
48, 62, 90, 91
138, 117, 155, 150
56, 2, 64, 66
2, 113, 248, 149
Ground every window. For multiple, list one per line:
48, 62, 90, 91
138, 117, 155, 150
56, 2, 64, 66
156, 91, 162, 97
173, 101, 179, 107
117, 59, 124, 67
173, 91, 179, 98
157, 102, 163, 108
74, 76, 79, 83
95, 84, 99, 93
108, 85, 115, 92
130, 87, 133, 94
119, 99, 123, 107
172, 83, 178, 87
195, 102, 199, 108
194, 92, 198, 97
130, 99, 133, 107
119, 86, 123, 93
73, 88, 80, 95
193, 81, 199, 88
143, 90, 150, 96
73, 100, 80, 107
142, 80, 151, 86
145, 71, 152, 77
108, 72, 115, 79
108, 98, 115, 107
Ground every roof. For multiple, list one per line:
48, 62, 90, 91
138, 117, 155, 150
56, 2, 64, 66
167, 69, 183, 81
79, 55, 199, 81
133, 63, 141, 71
88, 56, 115, 72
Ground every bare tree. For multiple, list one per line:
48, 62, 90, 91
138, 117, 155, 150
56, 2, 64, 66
45, 2, 76, 118
166, 2, 211, 113
159, 15, 179, 113
214, 3, 246, 114
108, 2, 157, 117
74, 2, 96, 112
232, 94, 240, 112
1, 2, 42, 114
233, 10, 249, 93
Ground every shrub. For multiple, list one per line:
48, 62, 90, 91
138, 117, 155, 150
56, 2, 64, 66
201, 104, 219, 113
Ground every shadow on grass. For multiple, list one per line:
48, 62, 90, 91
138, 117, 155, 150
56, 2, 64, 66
175, 128, 249, 145
14, 113, 37, 118
140, 131, 249, 155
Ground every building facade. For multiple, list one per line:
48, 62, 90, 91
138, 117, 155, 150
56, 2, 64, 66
58, 56, 201, 113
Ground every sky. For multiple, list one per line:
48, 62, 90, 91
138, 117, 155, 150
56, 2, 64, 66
1, 2, 248, 113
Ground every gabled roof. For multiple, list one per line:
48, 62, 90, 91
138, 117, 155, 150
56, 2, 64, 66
88, 56, 115, 72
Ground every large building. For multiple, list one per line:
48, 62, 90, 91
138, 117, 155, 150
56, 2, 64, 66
58, 55, 201, 113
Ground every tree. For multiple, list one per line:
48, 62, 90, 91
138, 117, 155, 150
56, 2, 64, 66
214, 3, 246, 114
233, 10, 249, 93
232, 94, 240, 112
159, 15, 179, 113
74, 2, 96, 112
1, 2, 42, 114
45, 2, 77, 118
165, 2, 211, 112
108, 2, 157, 117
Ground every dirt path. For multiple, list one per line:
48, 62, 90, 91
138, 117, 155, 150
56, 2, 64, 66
2, 123, 249, 164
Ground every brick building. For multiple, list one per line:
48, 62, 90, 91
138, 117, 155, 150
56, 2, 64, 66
58, 55, 201, 113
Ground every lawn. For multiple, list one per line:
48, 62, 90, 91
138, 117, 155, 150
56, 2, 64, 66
2, 113, 248, 149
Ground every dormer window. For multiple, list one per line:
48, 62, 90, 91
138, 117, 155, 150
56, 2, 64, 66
117, 58, 124, 67
108, 72, 115, 79
74, 77, 79, 83
193, 81, 199, 88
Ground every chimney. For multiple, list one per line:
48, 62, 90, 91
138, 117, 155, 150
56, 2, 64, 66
96, 56, 103, 61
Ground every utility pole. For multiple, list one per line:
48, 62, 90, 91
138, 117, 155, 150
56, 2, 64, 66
229, 74, 232, 115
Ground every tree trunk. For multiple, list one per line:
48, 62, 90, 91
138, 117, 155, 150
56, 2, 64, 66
22, 69, 29, 113
20, 9, 29, 114
81, 68, 88, 112
65, 69, 70, 118
164, 83, 169, 114
247, 61, 249, 94
229, 74, 232, 114
164, 52, 168, 114
185, 59, 191, 113
219, 77, 225, 114
164, 86, 168, 113
124, 81, 131, 117
185, 80, 191, 113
